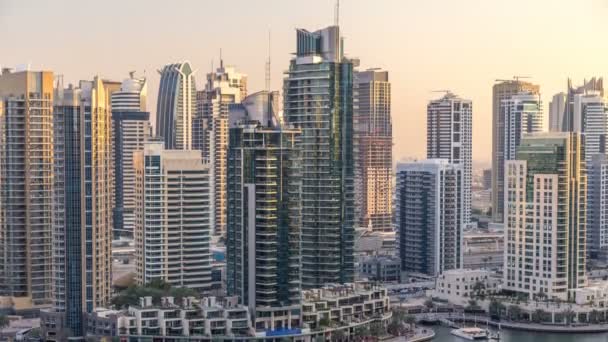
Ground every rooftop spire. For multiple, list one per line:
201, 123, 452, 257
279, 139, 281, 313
334, 0, 340, 26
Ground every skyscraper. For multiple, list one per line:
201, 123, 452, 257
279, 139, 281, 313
491, 79, 540, 223
354, 69, 392, 232
50, 77, 114, 338
133, 141, 212, 292
426, 92, 472, 224
395, 160, 464, 277
501, 92, 543, 161
283, 25, 355, 288
561, 77, 604, 132
504, 132, 586, 300
549, 92, 566, 132
112, 72, 150, 238
193, 62, 247, 236
156, 62, 196, 150
226, 91, 301, 328
572, 92, 607, 163
0, 68, 54, 306
587, 154, 608, 261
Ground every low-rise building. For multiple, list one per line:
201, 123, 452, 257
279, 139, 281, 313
63, 282, 392, 341
301, 282, 390, 330
572, 282, 608, 307
463, 231, 504, 270
120, 296, 251, 337
358, 256, 401, 282
432, 269, 501, 305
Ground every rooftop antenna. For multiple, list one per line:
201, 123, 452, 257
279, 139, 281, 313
220, 48, 223, 69
265, 29, 272, 127
334, 0, 340, 26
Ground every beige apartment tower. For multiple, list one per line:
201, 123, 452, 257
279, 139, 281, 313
0, 68, 54, 306
504, 133, 586, 300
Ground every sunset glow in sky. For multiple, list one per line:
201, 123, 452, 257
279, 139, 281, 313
2, 0, 607, 162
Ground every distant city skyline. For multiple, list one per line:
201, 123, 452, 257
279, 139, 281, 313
3, 0, 607, 162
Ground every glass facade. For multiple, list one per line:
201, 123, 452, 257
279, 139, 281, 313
156, 62, 196, 150
227, 117, 301, 309
54, 78, 113, 337
283, 26, 355, 288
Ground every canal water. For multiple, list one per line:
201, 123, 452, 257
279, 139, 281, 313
427, 325, 608, 342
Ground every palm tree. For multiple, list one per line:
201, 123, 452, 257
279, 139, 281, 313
370, 322, 385, 336
507, 305, 522, 321
0, 315, 9, 329
331, 328, 346, 341
404, 315, 416, 330
531, 309, 549, 323
489, 299, 506, 319
589, 310, 600, 324
563, 308, 576, 325
424, 298, 434, 311
354, 325, 370, 340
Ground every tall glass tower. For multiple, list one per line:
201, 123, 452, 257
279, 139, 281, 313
283, 25, 355, 288
156, 61, 196, 150
47, 77, 114, 338
227, 91, 302, 330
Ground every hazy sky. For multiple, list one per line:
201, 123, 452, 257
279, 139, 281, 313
2, 0, 607, 163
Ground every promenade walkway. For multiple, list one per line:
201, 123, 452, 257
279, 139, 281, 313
415, 312, 608, 333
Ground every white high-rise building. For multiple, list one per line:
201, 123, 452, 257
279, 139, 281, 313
396, 160, 464, 277
427, 92, 472, 225
504, 133, 586, 300
193, 62, 246, 236
588, 154, 608, 261
502, 92, 544, 161
112, 73, 150, 237
134, 142, 212, 292
573, 92, 608, 163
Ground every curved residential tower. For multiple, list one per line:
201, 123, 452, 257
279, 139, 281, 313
156, 61, 196, 150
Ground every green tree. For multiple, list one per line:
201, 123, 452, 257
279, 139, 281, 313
318, 317, 331, 328
507, 305, 522, 321
489, 299, 506, 318
589, 310, 600, 324
424, 298, 434, 311
387, 320, 402, 336
472, 281, 486, 299
370, 322, 385, 336
466, 299, 480, 312
0, 315, 9, 329
531, 309, 550, 323
563, 308, 576, 325
331, 328, 346, 341
354, 325, 370, 339
404, 315, 416, 330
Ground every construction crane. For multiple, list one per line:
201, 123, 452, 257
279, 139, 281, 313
495, 76, 532, 83
431, 90, 454, 96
